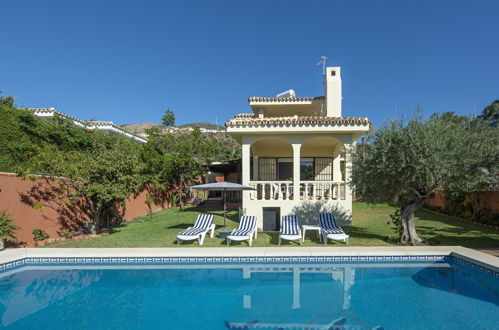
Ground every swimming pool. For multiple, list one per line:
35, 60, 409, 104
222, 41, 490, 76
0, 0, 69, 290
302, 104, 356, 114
0, 255, 497, 329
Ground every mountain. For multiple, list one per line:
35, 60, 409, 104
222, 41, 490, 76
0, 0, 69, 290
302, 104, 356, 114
178, 122, 225, 131
120, 122, 162, 134
121, 122, 226, 134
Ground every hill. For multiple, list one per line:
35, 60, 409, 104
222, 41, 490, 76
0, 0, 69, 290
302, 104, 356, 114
178, 122, 225, 131
120, 122, 162, 134
121, 122, 226, 134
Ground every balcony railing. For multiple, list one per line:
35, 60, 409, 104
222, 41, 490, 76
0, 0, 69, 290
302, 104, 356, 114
248, 181, 346, 201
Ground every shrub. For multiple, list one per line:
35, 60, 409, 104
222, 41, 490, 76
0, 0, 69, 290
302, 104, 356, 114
387, 209, 403, 236
0, 211, 19, 242
477, 211, 499, 226
32, 229, 49, 242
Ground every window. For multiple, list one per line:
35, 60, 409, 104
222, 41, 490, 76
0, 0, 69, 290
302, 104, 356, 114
300, 161, 314, 181
277, 161, 293, 181
259, 158, 277, 180
314, 157, 333, 181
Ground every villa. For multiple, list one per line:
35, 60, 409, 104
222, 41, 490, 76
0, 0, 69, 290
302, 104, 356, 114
25, 107, 148, 143
226, 67, 370, 230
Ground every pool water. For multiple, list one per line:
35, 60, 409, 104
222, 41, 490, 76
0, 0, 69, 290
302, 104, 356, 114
0, 261, 497, 329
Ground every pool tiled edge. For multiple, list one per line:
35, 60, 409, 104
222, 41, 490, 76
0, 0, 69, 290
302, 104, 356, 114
1, 246, 498, 277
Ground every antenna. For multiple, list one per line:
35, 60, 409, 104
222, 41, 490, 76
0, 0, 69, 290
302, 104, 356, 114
316, 56, 327, 77
316, 56, 327, 115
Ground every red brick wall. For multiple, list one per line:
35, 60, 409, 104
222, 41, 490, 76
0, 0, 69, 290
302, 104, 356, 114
426, 190, 446, 209
0, 174, 169, 244
426, 189, 499, 212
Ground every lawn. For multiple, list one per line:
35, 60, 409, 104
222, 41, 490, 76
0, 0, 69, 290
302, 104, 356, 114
46, 202, 499, 248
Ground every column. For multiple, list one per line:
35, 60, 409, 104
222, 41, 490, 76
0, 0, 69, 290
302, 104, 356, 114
344, 141, 353, 200
242, 143, 251, 185
332, 146, 342, 200
252, 156, 259, 181
333, 153, 341, 182
292, 144, 301, 200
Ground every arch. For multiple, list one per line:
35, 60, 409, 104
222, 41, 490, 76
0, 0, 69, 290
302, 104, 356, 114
300, 136, 343, 157
250, 136, 293, 157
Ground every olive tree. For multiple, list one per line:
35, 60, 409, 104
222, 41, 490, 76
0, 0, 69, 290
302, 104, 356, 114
352, 112, 499, 245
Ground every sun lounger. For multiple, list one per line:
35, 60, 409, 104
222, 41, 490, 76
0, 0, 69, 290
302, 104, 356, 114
176, 214, 215, 245
318, 213, 349, 244
279, 215, 303, 245
226, 216, 257, 246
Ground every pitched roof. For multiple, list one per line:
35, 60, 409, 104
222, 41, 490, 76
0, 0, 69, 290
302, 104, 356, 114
226, 113, 371, 129
248, 96, 324, 103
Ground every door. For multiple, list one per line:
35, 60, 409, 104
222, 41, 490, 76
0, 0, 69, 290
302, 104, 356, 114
263, 207, 280, 231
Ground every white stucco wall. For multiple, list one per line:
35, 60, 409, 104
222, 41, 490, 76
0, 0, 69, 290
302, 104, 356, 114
242, 198, 352, 231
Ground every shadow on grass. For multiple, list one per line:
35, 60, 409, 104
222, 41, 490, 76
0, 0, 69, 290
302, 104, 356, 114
343, 226, 389, 242
172, 206, 240, 221
302, 231, 322, 244
428, 235, 499, 248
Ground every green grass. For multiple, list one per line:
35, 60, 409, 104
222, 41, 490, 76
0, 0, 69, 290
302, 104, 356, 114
46, 202, 499, 248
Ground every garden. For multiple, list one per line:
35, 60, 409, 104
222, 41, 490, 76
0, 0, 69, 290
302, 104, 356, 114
44, 202, 499, 248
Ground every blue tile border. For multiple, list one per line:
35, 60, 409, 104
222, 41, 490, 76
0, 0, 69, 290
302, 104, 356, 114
449, 254, 499, 278
0, 254, 497, 277
0, 255, 446, 273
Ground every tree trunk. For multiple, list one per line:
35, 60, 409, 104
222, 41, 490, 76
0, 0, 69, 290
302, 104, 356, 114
400, 198, 425, 245
88, 199, 102, 234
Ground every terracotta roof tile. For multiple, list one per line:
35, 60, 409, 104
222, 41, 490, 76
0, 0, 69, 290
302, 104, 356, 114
248, 96, 324, 103
226, 114, 371, 129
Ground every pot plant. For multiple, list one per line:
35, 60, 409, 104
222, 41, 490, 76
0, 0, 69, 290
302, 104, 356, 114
0, 211, 19, 250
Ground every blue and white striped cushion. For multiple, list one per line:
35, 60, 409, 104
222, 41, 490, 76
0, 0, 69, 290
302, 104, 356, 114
178, 214, 213, 236
322, 227, 345, 235
178, 227, 209, 236
319, 213, 338, 229
230, 216, 256, 236
280, 215, 300, 235
192, 214, 214, 229
319, 213, 345, 234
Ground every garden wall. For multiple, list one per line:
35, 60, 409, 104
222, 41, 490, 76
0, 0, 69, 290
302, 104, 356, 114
0, 173, 169, 245
426, 190, 499, 212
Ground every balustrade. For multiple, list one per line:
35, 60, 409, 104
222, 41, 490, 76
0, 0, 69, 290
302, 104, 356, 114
248, 181, 346, 201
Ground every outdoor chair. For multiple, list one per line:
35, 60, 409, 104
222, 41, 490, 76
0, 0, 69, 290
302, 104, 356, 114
226, 215, 257, 246
279, 215, 303, 245
318, 213, 349, 244
176, 214, 215, 246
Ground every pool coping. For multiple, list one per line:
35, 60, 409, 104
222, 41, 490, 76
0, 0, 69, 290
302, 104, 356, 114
0, 246, 498, 275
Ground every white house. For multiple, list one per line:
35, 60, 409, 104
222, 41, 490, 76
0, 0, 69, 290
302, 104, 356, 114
226, 67, 370, 230
26, 108, 148, 143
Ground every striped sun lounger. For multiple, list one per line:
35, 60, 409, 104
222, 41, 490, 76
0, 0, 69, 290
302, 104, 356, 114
318, 213, 349, 245
176, 214, 215, 246
226, 216, 257, 246
279, 215, 302, 245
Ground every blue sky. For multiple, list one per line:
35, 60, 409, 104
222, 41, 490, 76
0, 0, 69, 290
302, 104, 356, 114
1, 0, 498, 127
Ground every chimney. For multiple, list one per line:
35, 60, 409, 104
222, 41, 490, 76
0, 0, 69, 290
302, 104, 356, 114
325, 67, 342, 117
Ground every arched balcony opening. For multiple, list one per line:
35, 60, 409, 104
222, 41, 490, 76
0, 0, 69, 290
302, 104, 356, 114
249, 137, 294, 200
244, 136, 347, 201
299, 136, 346, 200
